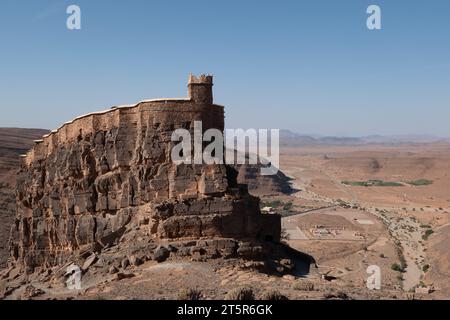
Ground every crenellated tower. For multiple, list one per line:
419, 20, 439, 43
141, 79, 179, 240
188, 74, 213, 105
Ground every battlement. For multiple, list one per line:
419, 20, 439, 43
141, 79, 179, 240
188, 74, 213, 104
188, 74, 213, 85
21, 75, 224, 166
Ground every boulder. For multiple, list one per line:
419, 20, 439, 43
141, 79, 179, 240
121, 258, 130, 270
82, 254, 98, 271
153, 247, 170, 263
128, 255, 143, 267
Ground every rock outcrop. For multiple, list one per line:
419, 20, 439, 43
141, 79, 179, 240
8, 75, 281, 271
234, 163, 295, 196
0, 129, 50, 268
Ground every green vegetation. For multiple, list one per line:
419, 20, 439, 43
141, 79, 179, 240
391, 263, 406, 273
323, 290, 350, 300
293, 281, 315, 291
422, 264, 430, 272
342, 180, 403, 187
342, 179, 433, 187
282, 201, 294, 211
399, 256, 408, 272
407, 179, 433, 186
261, 200, 283, 208
261, 200, 295, 215
260, 290, 288, 301
225, 287, 255, 300
336, 199, 351, 208
422, 229, 434, 241
177, 288, 202, 300
392, 241, 408, 273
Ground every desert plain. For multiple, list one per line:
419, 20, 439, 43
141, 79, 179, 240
275, 142, 450, 299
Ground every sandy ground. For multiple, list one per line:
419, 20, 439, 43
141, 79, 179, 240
2, 256, 407, 301
276, 143, 450, 297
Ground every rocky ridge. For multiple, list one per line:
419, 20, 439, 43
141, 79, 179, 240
7, 75, 283, 274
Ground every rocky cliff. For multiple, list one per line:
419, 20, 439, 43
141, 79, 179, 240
8, 75, 281, 271
234, 163, 295, 196
0, 129, 50, 268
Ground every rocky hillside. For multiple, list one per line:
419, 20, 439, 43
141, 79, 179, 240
424, 225, 450, 299
234, 163, 295, 196
0, 75, 315, 301
7, 76, 285, 272
0, 128, 49, 268
0, 128, 294, 269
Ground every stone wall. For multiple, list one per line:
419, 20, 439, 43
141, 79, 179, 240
24, 100, 224, 167
9, 75, 281, 269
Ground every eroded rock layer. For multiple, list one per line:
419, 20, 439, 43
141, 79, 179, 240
9, 75, 281, 269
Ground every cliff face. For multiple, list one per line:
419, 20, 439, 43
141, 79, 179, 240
0, 129, 50, 268
9, 75, 281, 270
234, 163, 295, 196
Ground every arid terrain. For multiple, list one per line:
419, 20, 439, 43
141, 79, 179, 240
0, 128, 448, 300
274, 143, 450, 298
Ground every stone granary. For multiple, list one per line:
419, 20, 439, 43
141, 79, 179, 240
9, 75, 281, 270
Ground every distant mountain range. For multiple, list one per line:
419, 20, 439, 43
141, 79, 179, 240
279, 130, 450, 146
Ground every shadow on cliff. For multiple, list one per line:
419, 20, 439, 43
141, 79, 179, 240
227, 149, 301, 196
269, 241, 317, 278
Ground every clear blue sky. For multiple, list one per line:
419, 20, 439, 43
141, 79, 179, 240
1, 0, 450, 136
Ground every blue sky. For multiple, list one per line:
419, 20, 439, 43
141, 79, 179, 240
1, 0, 450, 136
